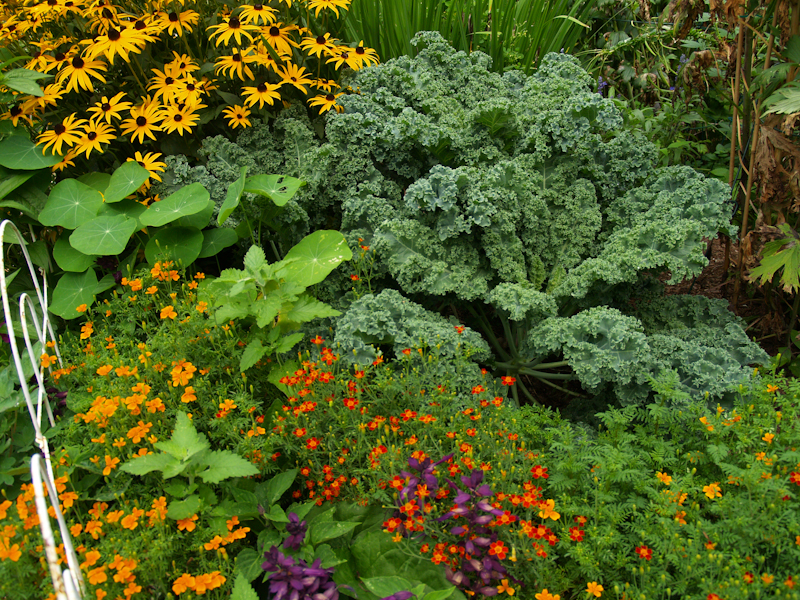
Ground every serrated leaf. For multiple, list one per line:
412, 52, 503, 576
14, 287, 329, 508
140, 182, 210, 226
278, 230, 352, 287
119, 452, 179, 476
244, 174, 305, 206
361, 577, 415, 599
0, 134, 60, 169
749, 235, 800, 293
39, 179, 104, 228
218, 165, 248, 225
234, 548, 264, 583
53, 237, 96, 272
311, 521, 360, 545
271, 331, 304, 354
198, 227, 239, 258
49, 269, 98, 319
231, 573, 260, 600
785, 34, 800, 64
167, 494, 201, 520
197, 450, 259, 483
254, 296, 282, 328
69, 215, 138, 256
281, 295, 340, 325
144, 226, 203, 267
104, 161, 151, 204
154, 412, 210, 461
264, 468, 298, 506
243, 245, 266, 273
240, 338, 269, 372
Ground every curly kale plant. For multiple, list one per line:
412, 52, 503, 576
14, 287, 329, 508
160, 32, 766, 405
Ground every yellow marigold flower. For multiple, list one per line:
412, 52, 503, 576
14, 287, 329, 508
586, 582, 603, 597
535, 590, 559, 600
177, 514, 198, 531
497, 579, 515, 596
762, 432, 775, 444
160, 305, 177, 320
656, 472, 672, 485
703, 482, 722, 499
80, 322, 94, 340
96, 364, 113, 376
172, 573, 196, 595
102, 455, 119, 476
181, 387, 197, 403
76, 303, 88, 312
87, 566, 107, 585
196, 301, 208, 313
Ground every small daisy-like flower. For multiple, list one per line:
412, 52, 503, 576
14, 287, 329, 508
56, 54, 108, 93
88, 92, 133, 124
158, 9, 199, 36
214, 49, 257, 81
242, 82, 282, 108
239, 3, 278, 24
222, 105, 251, 129
586, 582, 603, 598
160, 305, 177, 320
307, 0, 351, 17
276, 62, 314, 93
634, 545, 652, 561
326, 46, 360, 70
37, 113, 87, 156
120, 100, 163, 144
300, 33, 337, 58
207, 16, 260, 47
351, 41, 380, 68
127, 151, 166, 183
159, 104, 199, 136
308, 92, 344, 114
73, 120, 116, 158
262, 23, 300, 56
86, 26, 150, 65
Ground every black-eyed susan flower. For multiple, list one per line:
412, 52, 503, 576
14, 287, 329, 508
37, 113, 86, 155
300, 33, 336, 58
352, 41, 379, 68
1, 103, 36, 127
127, 151, 166, 182
157, 9, 199, 36
84, 0, 121, 34
52, 149, 78, 172
262, 23, 299, 56
222, 105, 251, 129
326, 46, 360, 70
307, 0, 351, 18
87, 92, 132, 124
207, 16, 260, 47
120, 100, 162, 144
172, 75, 205, 108
214, 49, 257, 81
242, 82, 281, 108
56, 54, 108, 93
73, 120, 116, 158
86, 25, 151, 65
159, 104, 199, 136
275, 62, 313, 93
41, 46, 79, 73
238, 4, 275, 26
312, 78, 340, 93
307, 92, 343, 114
165, 51, 199, 77
147, 68, 182, 103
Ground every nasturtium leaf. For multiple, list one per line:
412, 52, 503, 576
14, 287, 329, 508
197, 451, 259, 484
0, 168, 34, 201
144, 226, 203, 267
39, 179, 104, 229
95, 273, 117, 294
49, 269, 98, 319
278, 230, 352, 287
166, 495, 202, 520
69, 215, 138, 256
53, 237, 96, 272
78, 172, 112, 192
244, 174, 305, 206
198, 227, 238, 258
0, 135, 60, 170
218, 165, 248, 225
104, 161, 151, 204
311, 521, 360, 546
1, 169, 49, 218
140, 182, 210, 226
176, 198, 214, 229
98, 198, 147, 230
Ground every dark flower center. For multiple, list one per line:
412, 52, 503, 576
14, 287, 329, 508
168, 12, 178, 22
236, 113, 243, 119
33, 51, 41, 58
356, 46, 365, 55
232, 53, 241, 62
269, 26, 279, 36
257, 83, 267, 93
10, 106, 22, 116
326, 94, 334, 101
72, 56, 84, 68
179, 62, 186, 69
108, 27, 120, 40
165, 77, 174, 85
65, 1, 73, 6
47, 0, 57, 6
137, 161, 145, 167
101, 102, 111, 111
186, 83, 195, 91
316, 35, 326, 44
7, 24, 16, 32
136, 116, 147, 126
54, 124, 66, 135
174, 113, 183, 122
87, 131, 98, 140
341, 51, 349, 58
54, 52, 66, 61
228, 17, 240, 28
177, 103, 185, 110
134, 19, 146, 29
254, 4, 263, 9
101, 8, 113, 18
290, 77, 297, 82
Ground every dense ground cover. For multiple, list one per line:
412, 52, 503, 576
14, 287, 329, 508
0, 0, 799, 599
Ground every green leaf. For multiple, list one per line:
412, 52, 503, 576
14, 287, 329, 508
167, 495, 202, 520
234, 548, 264, 583
218, 165, 248, 225
311, 521, 360, 545
104, 161, 151, 204
244, 174, 305, 206
785, 34, 800, 64
78, 172, 112, 192
0, 168, 34, 201
53, 237, 96, 272
3, 73, 45, 96
277, 230, 352, 287
268, 359, 299, 397
119, 453, 179, 476
267, 504, 289, 522
95, 273, 118, 295
280, 295, 340, 325
176, 198, 214, 229
197, 451, 259, 484
271, 331, 304, 354
69, 215, 138, 256
199, 227, 239, 258
314, 544, 347, 568
0, 134, 60, 170
155, 412, 210, 461
423, 588, 456, 600
39, 179, 104, 228
231, 573, 260, 600
49, 269, 98, 319
144, 226, 203, 267
140, 182, 210, 226
98, 198, 147, 229
361, 577, 415, 599
240, 338, 269, 372
749, 232, 800, 293
263, 468, 298, 506
243, 245, 267, 273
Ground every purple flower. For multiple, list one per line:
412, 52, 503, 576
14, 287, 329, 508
262, 546, 338, 600
283, 512, 307, 550
381, 592, 415, 600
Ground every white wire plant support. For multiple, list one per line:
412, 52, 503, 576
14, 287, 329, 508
0, 219, 85, 599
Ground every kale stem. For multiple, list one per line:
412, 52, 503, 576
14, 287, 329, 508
533, 376, 584, 397
519, 369, 574, 380
465, 304, 511, 362
500, 313, 517, 357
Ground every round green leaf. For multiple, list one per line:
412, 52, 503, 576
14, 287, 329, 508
198, 227, 238, 258
244, 174, 304, 207
49, 269, 98, 319
176, 198, 214, 229
78, 172, 112, 192
39, 179, 104, 229
0, 135, 60, 170
139, 183, 210, 227
104, 161, 151, 204
98, 198, 147, 230
69, 215, 138, 256
278, 230, 353, 287
53, 237, 96, 272
145, 226, 203, 267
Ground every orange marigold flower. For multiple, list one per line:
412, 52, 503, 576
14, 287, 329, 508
160, 305, 177, 320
